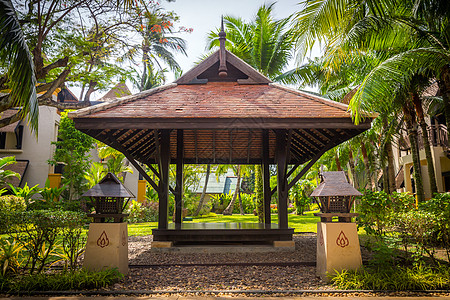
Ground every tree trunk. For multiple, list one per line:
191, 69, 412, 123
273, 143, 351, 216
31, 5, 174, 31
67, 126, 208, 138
223, 165, 241, 215
438, 65, 450, 131
386, 141, 397, 193
238, 192, 244, 215
335, 152, 342, 171
194, 164, 210, 216
403, 100, 425, 203
360, 142, 373, 190
413, 92, 438, 196
254, 165, 264, 222
348, 150, 358, 189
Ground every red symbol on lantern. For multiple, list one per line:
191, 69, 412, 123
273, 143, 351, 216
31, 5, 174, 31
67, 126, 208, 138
319, 230, 324, 246
97, 231, 109, 248
336, 230, 349, 248
122, 231, 126, 246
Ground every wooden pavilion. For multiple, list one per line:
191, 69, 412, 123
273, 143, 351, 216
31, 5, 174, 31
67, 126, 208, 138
69, 28, 374, 245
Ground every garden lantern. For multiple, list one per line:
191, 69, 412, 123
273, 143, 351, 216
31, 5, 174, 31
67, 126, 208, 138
311, 171, 362, 280
82, 172, 134, 223
311, 171, 362, 215
82, 172, 134, 275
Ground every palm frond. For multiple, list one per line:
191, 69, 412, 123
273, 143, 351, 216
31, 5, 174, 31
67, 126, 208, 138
0, 0, 38, 133
349, 47, 450, 123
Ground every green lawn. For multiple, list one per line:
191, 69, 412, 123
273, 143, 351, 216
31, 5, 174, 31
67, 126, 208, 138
127, 210, 321, 236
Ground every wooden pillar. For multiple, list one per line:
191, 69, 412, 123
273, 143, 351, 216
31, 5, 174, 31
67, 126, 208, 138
275, 129, 288, 229
262, 130, 271, 225
175, 129, 184, 224
158, 129, 171, 229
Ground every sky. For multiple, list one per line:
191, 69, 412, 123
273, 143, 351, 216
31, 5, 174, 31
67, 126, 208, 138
96, 0, 320, 99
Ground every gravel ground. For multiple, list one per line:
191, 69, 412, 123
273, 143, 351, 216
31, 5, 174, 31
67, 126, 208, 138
109, 233, 372, 292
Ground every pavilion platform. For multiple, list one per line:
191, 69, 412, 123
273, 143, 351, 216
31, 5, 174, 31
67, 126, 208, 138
152, 222, 294, 245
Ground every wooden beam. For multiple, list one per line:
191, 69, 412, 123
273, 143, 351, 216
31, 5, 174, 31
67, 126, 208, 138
194, 130, 198, 164
262, 129, 271, 225
74, 117, 373, 130
247, 130, 252, 164
157, 129, 171, 230
229, 129, 233, 164
298, 129, 327, 148
175, 129, 184, 224
287, 137, 341, 190
286, 163, 300, 180
286, 129, 292, 163
104, 137, 160, 192
275, 129, 289, 229
292, 131, 320, 153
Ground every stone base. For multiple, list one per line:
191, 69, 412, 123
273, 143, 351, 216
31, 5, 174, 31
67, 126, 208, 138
316, 222, 362, 281
83, 223, 128, 275
273, 240, 295, 248
150, 244, 296, 253
151, 241, 173, 248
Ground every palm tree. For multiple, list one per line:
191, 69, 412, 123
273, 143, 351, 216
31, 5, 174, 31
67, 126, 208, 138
291, 0, 449, 199
193, 164, 211, 216
0, 0, 38, 132
122, 5, 187, 91
206, 3, 295, 80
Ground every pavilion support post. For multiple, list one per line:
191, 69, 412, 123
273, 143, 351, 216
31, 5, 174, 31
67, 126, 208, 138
275, 129, 289, 229
175, 130, 184, 224
262, 130, 271, 225
157, 130, 171, 230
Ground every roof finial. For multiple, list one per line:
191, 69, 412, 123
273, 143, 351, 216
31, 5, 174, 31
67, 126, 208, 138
218, 15, 228, 78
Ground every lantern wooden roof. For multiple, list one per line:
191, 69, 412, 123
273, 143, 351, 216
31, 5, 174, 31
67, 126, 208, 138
311, 171, 362, 197
69, 49, 374, 166
82, 172, 134, 198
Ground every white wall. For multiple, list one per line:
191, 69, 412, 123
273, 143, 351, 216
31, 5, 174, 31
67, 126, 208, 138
0, 106, 60, 188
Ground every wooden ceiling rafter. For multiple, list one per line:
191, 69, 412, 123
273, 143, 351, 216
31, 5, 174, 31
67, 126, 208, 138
122, 129, 146, 148
128, 130, 155, 154
290, 136, 315, 158
292, 131, 321, 153
288, 148, 303, 163
112, 129, 131, 141
310, 128, 330, 142
297, 129, 327, 148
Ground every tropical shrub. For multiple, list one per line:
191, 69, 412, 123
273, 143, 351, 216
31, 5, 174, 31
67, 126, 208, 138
233, 193, 255, 214
8, 183, 42, 206
125, 201, 158, 223
0, 238, 26, 276
0, 157, 20, 186
0, 195, 26, 213
356, 191, 415, 237
1, 268, 123, 292
39, 179, 66, 209
332, 263, 450, 290
358, 191, 448, 266
420, 193, 450, 262
4, 210, 86, 274
48, 112, 94, 201
58, 213, 88, 270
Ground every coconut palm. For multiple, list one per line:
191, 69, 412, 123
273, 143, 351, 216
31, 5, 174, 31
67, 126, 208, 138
121, 5, 187, 91
290, 0, 449, 200
206, 3, 295, 80
0, 0, 38, 132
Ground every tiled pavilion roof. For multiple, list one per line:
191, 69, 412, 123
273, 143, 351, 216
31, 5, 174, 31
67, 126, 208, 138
69, 48, 374, 166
